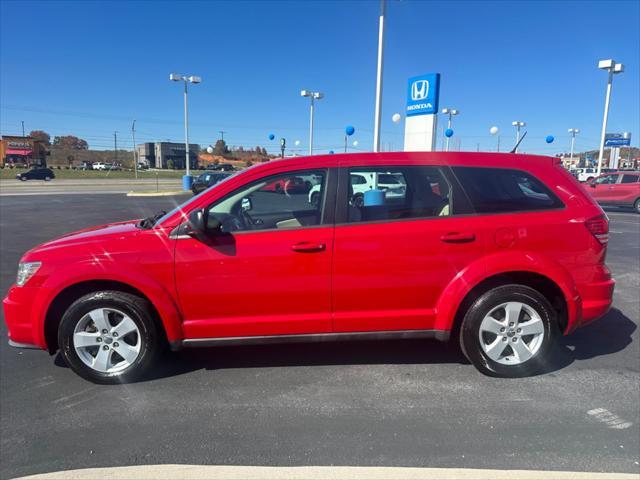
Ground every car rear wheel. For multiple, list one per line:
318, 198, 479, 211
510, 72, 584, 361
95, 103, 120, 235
459, 284, 559, 377
58, 291, 162, 384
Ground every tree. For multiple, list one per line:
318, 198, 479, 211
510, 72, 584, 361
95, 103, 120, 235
52, 135, 89, 150
29, 130, 51, 144
213, 139, 229, 156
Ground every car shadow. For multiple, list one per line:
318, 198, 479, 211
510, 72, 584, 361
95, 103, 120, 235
54, 308, 636, 382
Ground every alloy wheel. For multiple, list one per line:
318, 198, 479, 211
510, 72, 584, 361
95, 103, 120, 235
478, 301, 545, 365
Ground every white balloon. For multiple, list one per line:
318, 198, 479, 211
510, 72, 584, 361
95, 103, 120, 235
353, 140, 359, 147
294, 140, 301, 146
392, 113, 401, 123
206, 146, 214, 154
489, 126, 499, 135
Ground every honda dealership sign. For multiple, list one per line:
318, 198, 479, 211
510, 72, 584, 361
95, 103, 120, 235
406, 73, 440, 116
404, 73, 440, 152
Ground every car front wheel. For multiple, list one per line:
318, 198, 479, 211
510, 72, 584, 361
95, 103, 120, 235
58, 291, 162, 384
634, 198, 640, 214
459, 284, 559, 377
44, 176, 51, 181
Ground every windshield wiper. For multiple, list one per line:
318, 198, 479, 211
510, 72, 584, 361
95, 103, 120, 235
138, 210, 166, 229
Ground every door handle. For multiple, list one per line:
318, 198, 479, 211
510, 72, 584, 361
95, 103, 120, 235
440, 232, 476, 243
291, 242, 326, 253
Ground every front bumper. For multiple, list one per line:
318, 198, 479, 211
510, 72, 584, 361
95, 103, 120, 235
2, 285, 48, 350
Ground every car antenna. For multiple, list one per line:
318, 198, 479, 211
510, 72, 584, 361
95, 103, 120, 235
510, 131, 528, 153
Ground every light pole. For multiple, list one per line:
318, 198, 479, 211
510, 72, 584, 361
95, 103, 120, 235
568, 128, 579, 167
131, 120, 138, 179
596, 59, 624, 175
170, 73, 201, 189
442, 108, 459, 151
301, 90, 323, 155
373, 0, 386, 153
512, 121, 526, 153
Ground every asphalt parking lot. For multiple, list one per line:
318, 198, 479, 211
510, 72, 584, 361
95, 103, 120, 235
0, 194, 638, 478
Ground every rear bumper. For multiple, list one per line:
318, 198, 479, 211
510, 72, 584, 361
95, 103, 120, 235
568, 268, 615, 333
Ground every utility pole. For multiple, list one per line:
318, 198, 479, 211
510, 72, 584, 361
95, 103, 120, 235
373, 0, 386, 153
132, 120, 138, 179
219, 130, 226, 142
21, 121, 25, 138
114, 132, 118, 165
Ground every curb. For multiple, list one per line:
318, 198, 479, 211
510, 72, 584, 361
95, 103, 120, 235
126, 190, 189, 197
15, 465, 640, 480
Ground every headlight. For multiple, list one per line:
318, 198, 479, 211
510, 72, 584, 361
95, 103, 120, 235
16, 262, 41, 287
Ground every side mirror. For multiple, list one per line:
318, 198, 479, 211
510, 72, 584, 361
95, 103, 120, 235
186, 209, 207, 235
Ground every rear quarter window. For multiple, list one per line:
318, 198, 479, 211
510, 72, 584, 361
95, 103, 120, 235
452, 167, 564, 213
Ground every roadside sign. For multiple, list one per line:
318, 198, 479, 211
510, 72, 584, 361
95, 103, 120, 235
406, 73, 440, 117
604, 132, 631, 147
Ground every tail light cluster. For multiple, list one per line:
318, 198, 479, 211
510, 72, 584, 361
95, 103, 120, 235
585, 214, 609, 246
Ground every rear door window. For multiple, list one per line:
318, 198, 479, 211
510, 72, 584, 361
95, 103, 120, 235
345, 166, 451, 223
452, 167, 563, 213
621, 174, 639, 184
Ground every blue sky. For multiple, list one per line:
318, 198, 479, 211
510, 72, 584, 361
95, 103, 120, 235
1, 0, 638, 155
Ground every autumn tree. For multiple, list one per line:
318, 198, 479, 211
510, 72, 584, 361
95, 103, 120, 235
52, 135, 89, 150
29, 130, 51, 144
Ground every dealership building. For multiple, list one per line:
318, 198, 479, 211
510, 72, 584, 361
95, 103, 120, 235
136, 142, 200, 169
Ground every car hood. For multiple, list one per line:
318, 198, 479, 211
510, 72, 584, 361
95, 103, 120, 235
25, 220, 142, 257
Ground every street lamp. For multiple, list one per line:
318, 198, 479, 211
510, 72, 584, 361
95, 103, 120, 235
568, 128, 580, 166
596, 59, 624, 175
170, 73, 201, 189
512, 121, 526, 153
301, 90, 324, 155
442, 108, 459, 152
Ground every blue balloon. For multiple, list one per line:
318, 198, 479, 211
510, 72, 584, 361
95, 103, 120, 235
545, 135, 554, 144
345, 125, 355, 136
268, 133, 275, 141
329, 150, 335, 154
445, 128, 454, 138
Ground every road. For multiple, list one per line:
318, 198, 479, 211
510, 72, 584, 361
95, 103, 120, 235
0, 178, 183, 196
0, 194, 638, 478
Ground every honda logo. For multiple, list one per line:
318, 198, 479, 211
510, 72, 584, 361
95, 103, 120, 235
411, 80, 429, 101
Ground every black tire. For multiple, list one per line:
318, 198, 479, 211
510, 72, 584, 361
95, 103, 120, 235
20, 176, 27, 182
634, 198, 640, 214
459, 284, 559, 378
353, 193, 364, 207
310, 191, 320, 206
586, 176, 594, 183
58, 291, 162, 384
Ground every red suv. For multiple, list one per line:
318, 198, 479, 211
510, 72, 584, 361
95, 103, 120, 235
585, 171, 640, 213
3, 153, 614, 383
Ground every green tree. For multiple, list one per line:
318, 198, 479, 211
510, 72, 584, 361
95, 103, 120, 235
52, 135, 89, 150
214, 139, 229, 156
29, 130, 51, 144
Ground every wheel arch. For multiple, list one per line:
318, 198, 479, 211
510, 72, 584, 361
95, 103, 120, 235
434, 251, 581, 337
444, 271, 570, 342
43, 278, 181, 354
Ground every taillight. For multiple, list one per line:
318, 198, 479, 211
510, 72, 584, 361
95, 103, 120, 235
585, 214, 609, 246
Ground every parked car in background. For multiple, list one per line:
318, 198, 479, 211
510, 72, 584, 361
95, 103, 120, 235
308, 171, 406, 206
260, 175, 309, 194
206, 164, 236, 172
15, 167, 55, 182
586, 171, 640, 213
191, 171, 232, 195
3, 152, 614, 384
92, 162, 106, 170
